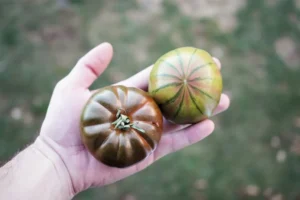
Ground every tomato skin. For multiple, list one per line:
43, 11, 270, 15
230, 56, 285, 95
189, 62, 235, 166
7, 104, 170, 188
80, 85, 163, 168
149, 47, 223, 124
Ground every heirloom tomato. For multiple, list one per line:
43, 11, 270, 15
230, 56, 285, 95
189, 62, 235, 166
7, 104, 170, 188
149, 47, 223, 124
80, 85, 163, 168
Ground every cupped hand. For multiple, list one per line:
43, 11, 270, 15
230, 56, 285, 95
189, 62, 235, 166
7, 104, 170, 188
34, 42, 230, 195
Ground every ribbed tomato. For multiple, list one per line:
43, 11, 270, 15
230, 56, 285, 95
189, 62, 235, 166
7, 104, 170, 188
148, 47, 223, 124
80, 85, 163, 168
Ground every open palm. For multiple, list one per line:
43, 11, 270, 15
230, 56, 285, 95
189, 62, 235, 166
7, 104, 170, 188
34, 43, 230, 196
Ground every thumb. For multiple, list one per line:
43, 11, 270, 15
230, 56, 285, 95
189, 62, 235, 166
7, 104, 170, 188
67, 42, 113, 88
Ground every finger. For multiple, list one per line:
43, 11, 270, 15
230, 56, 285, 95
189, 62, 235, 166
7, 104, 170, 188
213, 57, 221, 70
67, 42, 113, 88
162, 119, 189, 134
154, 119, 215, 160
117, 119, 214, 174
213, 94, 230, 115
115, 65, 153, 90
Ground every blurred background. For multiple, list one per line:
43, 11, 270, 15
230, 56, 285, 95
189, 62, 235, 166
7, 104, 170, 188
0, 0, 300, 199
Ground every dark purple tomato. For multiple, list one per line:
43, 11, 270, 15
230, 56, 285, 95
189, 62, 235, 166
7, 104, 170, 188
80, 85, 163, 168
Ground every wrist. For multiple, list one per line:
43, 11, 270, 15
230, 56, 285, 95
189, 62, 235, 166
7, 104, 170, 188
33, 136, 75, 199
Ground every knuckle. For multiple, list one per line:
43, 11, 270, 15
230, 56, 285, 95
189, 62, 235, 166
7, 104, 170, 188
54, 78, 69, 92
77, 58, 99, 77
76, 57, 84, 66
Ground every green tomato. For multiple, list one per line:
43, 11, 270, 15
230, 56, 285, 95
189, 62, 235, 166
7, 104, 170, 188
148, 47, 223, 124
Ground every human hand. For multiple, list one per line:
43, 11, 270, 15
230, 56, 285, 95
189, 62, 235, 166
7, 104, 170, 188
34, 42, 230, 196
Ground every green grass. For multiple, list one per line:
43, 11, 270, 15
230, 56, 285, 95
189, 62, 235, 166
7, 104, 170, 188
1, 0, 300, 199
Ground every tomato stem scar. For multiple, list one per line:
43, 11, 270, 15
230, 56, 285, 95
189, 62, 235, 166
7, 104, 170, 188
112, 108, 145, 133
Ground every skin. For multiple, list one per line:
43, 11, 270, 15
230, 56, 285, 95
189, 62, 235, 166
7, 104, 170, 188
0, 42, 230, 199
